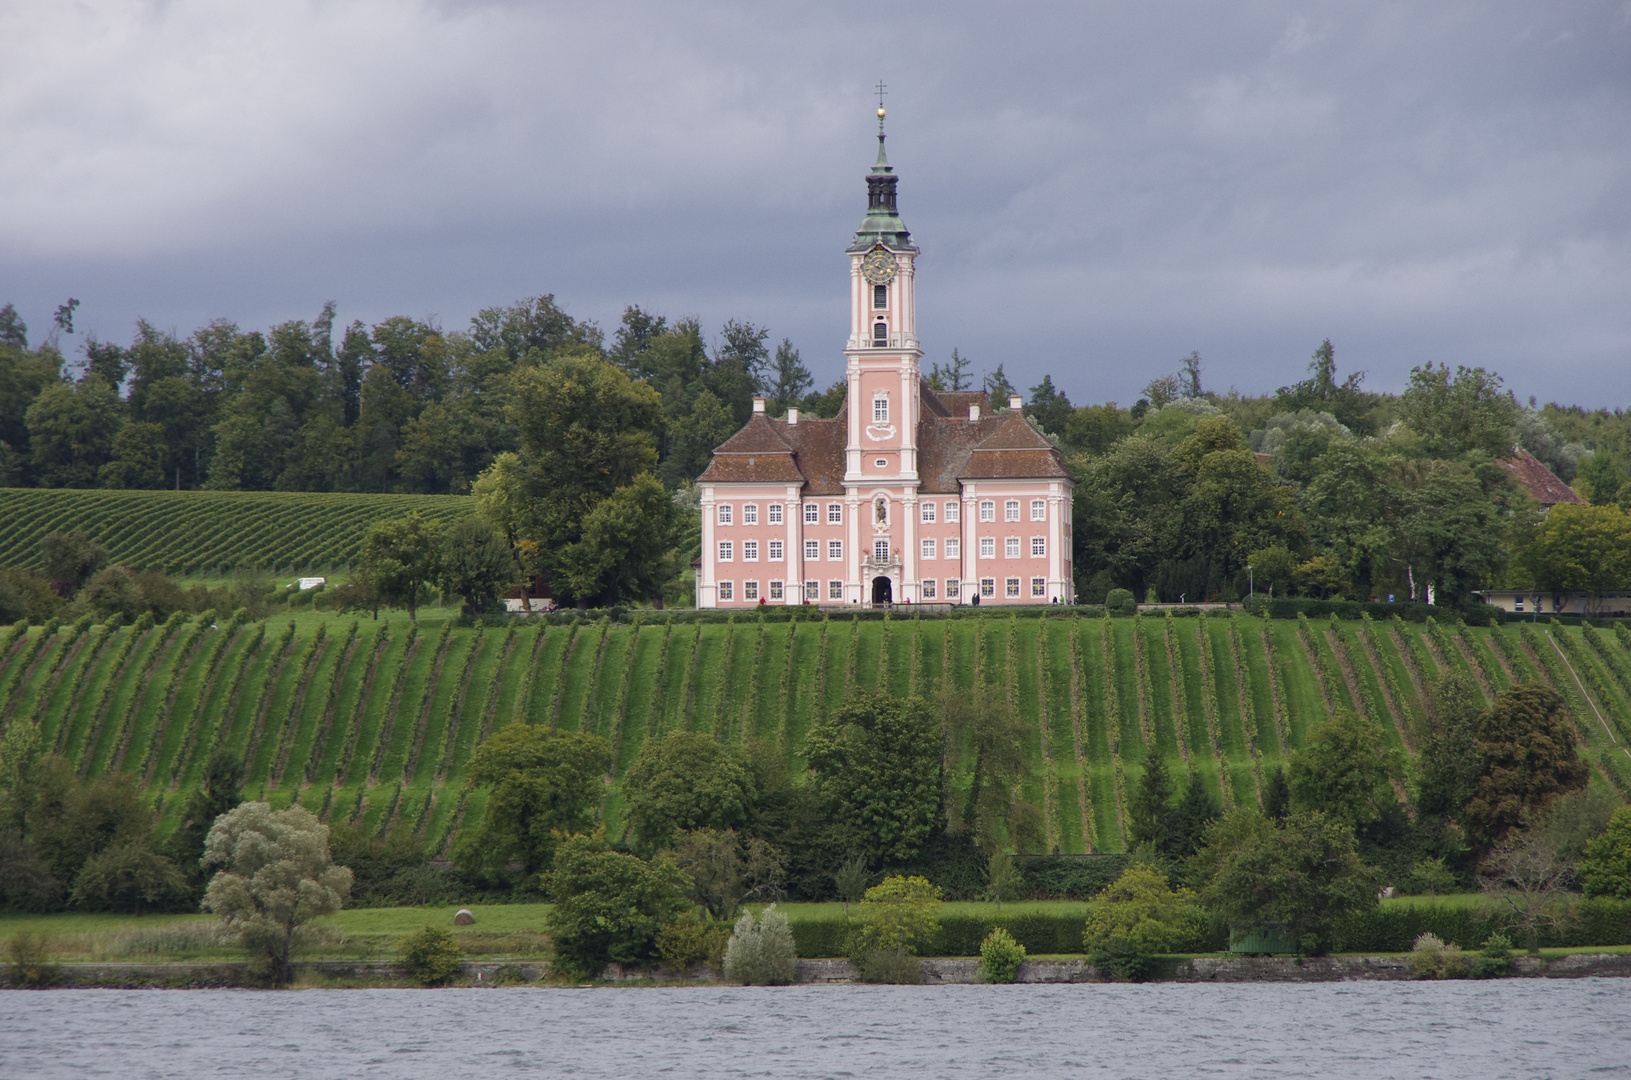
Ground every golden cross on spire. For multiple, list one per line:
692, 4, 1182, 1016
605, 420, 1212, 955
875, 80, 887, 132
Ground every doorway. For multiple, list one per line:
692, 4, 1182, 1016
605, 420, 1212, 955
871, 576, 893, 605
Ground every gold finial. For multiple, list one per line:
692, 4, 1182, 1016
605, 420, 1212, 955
877, 106, 886, 119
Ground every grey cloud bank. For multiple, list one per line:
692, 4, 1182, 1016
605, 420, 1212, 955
2, 0, 1627, 406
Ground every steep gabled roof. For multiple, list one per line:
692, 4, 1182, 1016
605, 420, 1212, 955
1500, 449, 1584, 509
697, 413, 802, 484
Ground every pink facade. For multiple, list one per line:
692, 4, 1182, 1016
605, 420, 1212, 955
696, 117, 1074, 607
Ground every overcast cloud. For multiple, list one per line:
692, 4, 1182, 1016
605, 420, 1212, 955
2, 0, 1628, 407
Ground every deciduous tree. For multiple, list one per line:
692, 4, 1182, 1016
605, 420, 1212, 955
455, 726, 611, 878
806, 691, 941, 865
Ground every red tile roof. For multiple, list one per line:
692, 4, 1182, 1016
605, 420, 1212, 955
1500, 449, 1584, 508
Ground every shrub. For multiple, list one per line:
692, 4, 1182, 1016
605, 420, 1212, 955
856, 946, 924, 984
544, 833, 692, 980
6, 932, 60, 988
1106, 589, 1136, 617
1472, 932, 1515, 979
656, 909, 729, 975
1088, 936, 1152, 982
1407, 932, 1469, 979
723, 905, 798, 985
853, 875, 943, 956
491, 963, 530, 985
399, 925, 463, 987
978, 927, 1026, 983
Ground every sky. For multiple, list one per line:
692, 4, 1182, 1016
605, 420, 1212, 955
2, 0, 1629, 409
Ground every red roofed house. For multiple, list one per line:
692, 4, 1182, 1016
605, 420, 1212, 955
694, 114, 1074, 608
1497, 449, 1585, 511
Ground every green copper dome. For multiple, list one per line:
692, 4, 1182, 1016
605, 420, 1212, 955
848, 130, 916, 254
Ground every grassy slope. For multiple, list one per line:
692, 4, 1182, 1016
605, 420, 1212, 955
12, 609, 1629, 855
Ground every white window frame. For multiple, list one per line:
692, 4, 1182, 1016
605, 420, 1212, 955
1031, 499, 1047, 522
1005, 537, 1021, 559
979, 500, 995, 522
1031, 536, 1046, 558
1006, 577, 1021, 598
827, 503, 843, 524
743, 504, 758, 525
828, 580, 844, 600
804, 539, 820, 561
828, 540, 843, 560
946, 501, 960, 523
743, 580, 759, 601
718, 541, 733, 562
921, 538, 936, 560
920, 502, 936, 523
873, 395, 889, 424
945, 537, 961, 560
769, 580, 784, 600
873, 539, 889, 563
718, 504, 733, 526
1031, 577, 1047, 598
768, 540, 783, 561
805, 580, 819, 601
980, 578, 996, 598
1005, 499, 1020, 522
804, 502, 819, 524
743, 541, 759, 562
922, 579, 937, 599
980, 537, 995, 559
719, 580, 734, 601
945, 578, 961, 599
768, 503, 783, 525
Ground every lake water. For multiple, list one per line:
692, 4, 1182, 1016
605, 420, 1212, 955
2, 981, 1628, 1079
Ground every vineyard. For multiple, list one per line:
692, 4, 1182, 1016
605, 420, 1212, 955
2, 609, 1629, 857
0, 488, 473, 575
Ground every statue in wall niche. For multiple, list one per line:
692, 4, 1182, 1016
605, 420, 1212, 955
875, 498, 889, 528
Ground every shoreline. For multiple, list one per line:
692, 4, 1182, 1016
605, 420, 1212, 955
8, 952, 1631, 988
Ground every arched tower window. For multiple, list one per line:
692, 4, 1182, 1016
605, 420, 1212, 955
873, 322, 887, 346
873, 284, 888, 309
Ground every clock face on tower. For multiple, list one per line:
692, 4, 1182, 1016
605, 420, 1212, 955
861, 247, 897, 286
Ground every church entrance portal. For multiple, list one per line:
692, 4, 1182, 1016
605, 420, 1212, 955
871, 576, 893, 605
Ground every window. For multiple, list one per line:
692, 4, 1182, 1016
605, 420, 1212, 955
922, 579, 937, 599
1031, 536, 1046, 558
945, 538, 960, 560
980, 578, 996, 598
805, 580, 819, 601
979, 500, 995, 522
921, 502, 936, 523
743, 541, 758, 561
873, 322, 887, 345
718, 504, 733, 526
719, 581, 733, 601
873, 283, 887, 309
768, 503, 783, 525
828, 503, 843, 523
804, 502, 819, 524
804, 540, 820, 561
743, 504, 758, 525
768, 540, 783, 561
1005, 500, 1020, 522
743, 580, 759, 601
875, 458, 888, 468
873, 540, 889, 563
946, 501, 960, 523
1031, 577, 1047, 598
828, 540, 843, 560
718, 541, 733, 562
921, 538, 936, 559
1031, 499, 1047, 522
980, 537, 995, 559
1006, 577, 1021, 598
945, 578, 960, 599
873, 395, 889, 423
829, 580, 844, 600
1005, 537, 1020, 559
769, 580, 784, 601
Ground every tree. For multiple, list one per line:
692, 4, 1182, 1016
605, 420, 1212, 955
166, 748, 245, 883
1190, 809, 1380, 955
560, 473, 677, 606
398, 924, 463, 987
1580, 805, 1631, 900
1127, 748, 1175, 851
854, 874, 942, 956
1478, 815, 1580, 956
1463, 684, 1589, 850
723, 904, 797, 985
1518, 503, 1631, 612
943, 685, 1043, 854
1397, 362, 1517, 460
764, 338, 812, 416
79, 566, 145, 622
1082, 863, 1196, 980
40, 528, 109, 595
667, 827, 785, 920
1289, 708, 1396, 830
455, 726, 612, 878
202, 802, 353, 984
984, 363, 1016, 405
71, 841, 189, 913
25, 377, 122, 488
1262, 766, 1290, 820
928, 348, 971, 392
29, 763, 184, 911
1169, 770, 1221, 858
437, 515, 515, 615
623, 732, 756, 854
1415, 671, 1483, 820
805, 691, 942, 864
1274, 339, 1374, 435
1025, 375, 1072, 437
986, 852, 1023, 909
545, 832, 692, 979
357, 512, 442, 621
99, 420, 168, 489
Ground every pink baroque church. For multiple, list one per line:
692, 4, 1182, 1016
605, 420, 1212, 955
695, 110, 1074, 608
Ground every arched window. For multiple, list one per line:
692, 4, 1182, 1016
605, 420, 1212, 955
873, 284, 888, 309
873, 322, 887, 346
